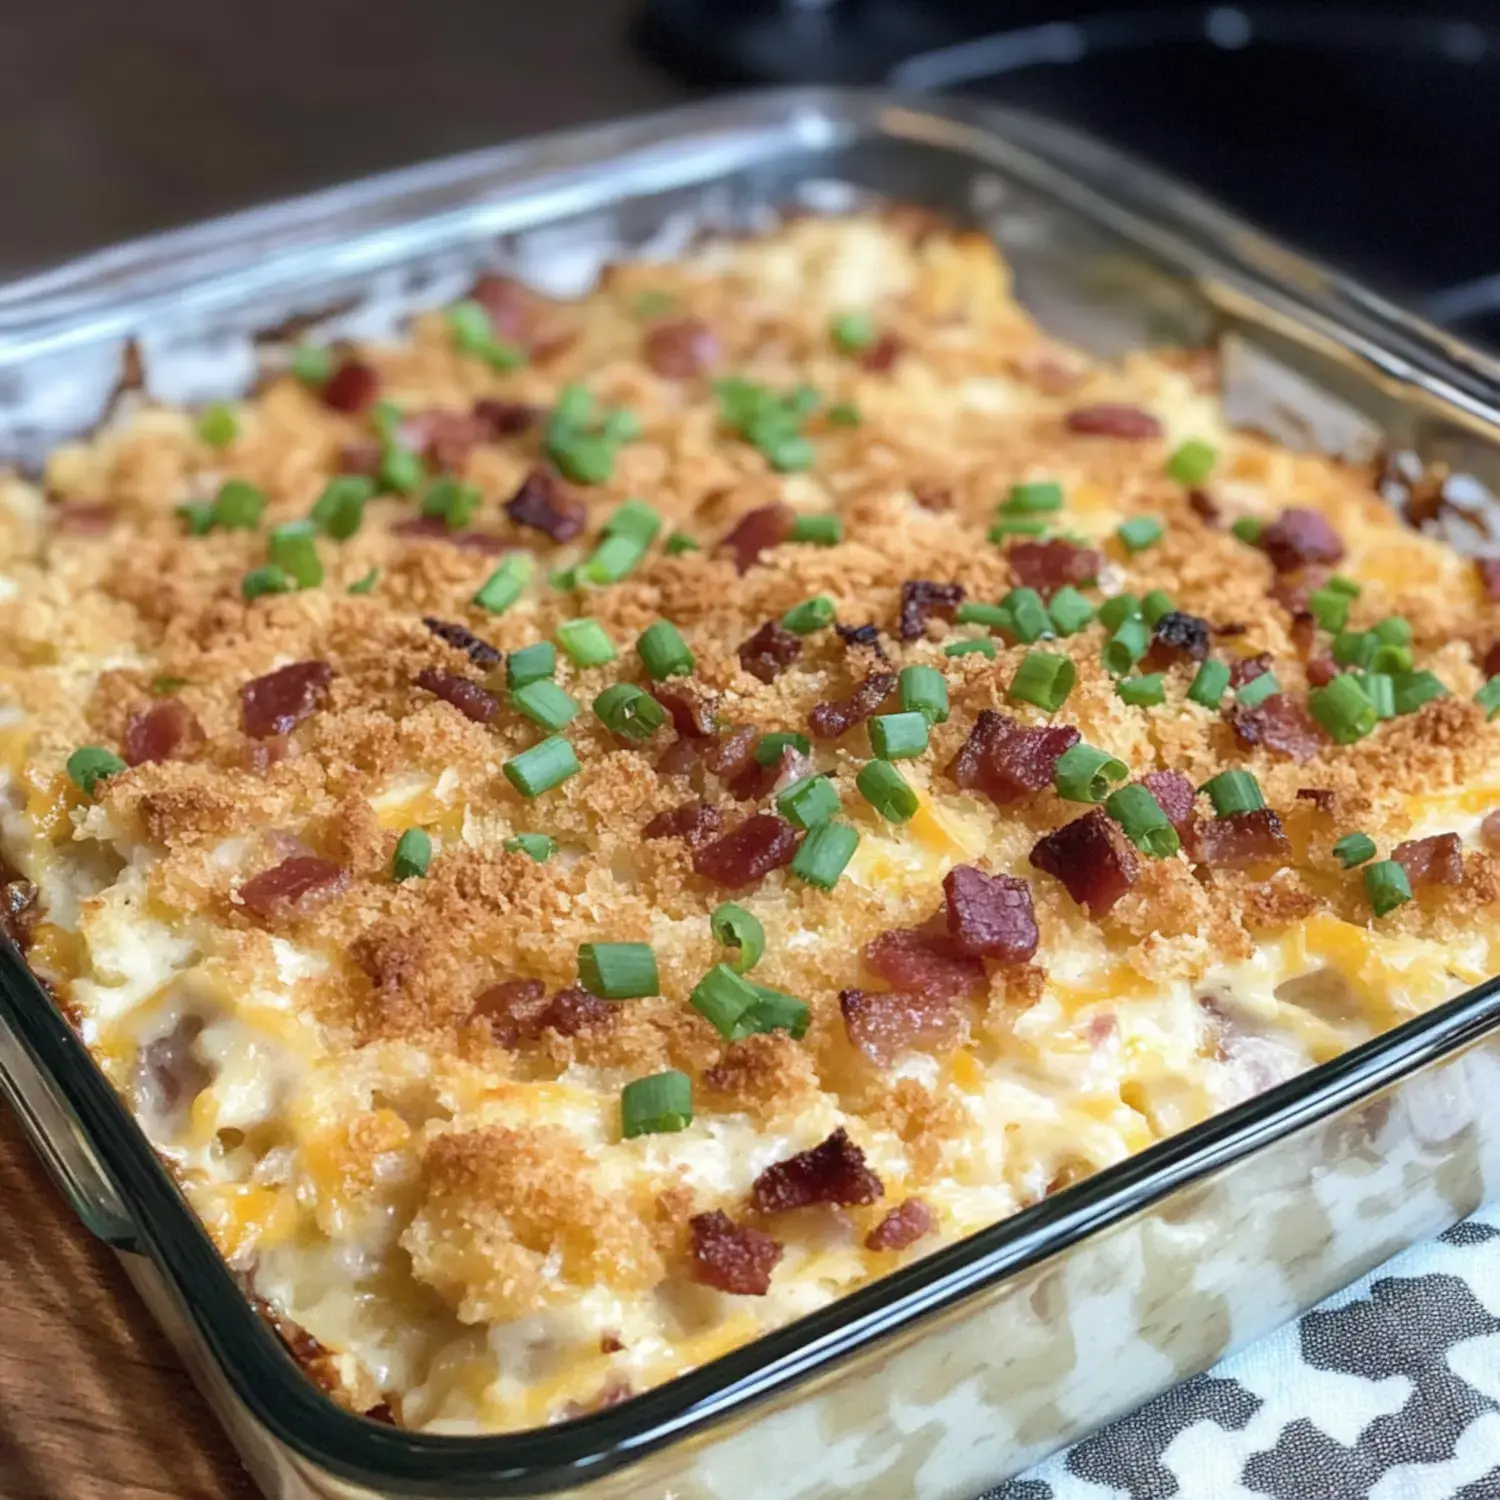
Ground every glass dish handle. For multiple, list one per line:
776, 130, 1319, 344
0, 944, 140, 1252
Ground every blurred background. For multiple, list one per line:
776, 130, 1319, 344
1, 0, 1498, 340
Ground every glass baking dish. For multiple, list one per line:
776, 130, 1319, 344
3, 87, 1500, 1500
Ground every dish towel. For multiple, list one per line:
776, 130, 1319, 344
991, 1202, 1500, 1500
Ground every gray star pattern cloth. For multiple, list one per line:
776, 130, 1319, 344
989, 1204, 1500, 1500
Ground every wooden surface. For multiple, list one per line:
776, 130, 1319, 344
0, 3, 684, 1495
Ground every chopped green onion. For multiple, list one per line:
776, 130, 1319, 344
1116, 516, 1164, 553
1372, 616, 1412, 648
1333, 832, 1377, 868
66, 746, 126, 797
743, 984, 810, 1039
1047, 587, 1095, 636
1105, 784, 1180, 859
268, 522, 324, 588
791, 820, 859, 890
1166, 439, 1216, 486
1309, 674, 1377, 744
420, 478, 482, 530
690, 964, 763, 1038
1360, 671, 1396, 719
621, 1070, 693, 1138
556, 618, 617, 668
954, 602, 1012, 630
1141, 589, 1176, 626
242, 565, 293, 600
1201, 769, 1264, 817
593, 683, 667, 742
392, 828, 432, 881
1327, 575, 1361, 598
211, 479, 267, 531
579, 941, 659, 999
944, 638, 997, 659
781, 596, 837, 635
1477, 674, 1500, 720
898, 664, 949, 725
291, 345, 334, 386
197, 403, 239, 449
1009, 649, 1077, 711
1363, 858, 1412, 918
1117, 673, 1166, 707
603, 498, 661, 545
1235, 670, 1281, 709
503, 735, 580, 798
777, 774, 841, 831
149, 675, 190, 696
664, 531, 700, 555
637, 619, 695, 680
446, 299, 493, 353
754, 731, 811, 766
1097, 594, 1141, 631
1370, 643, 1412, 675
347, 567, 379, 596
827, 401, 861, 428
830, 311, 876, 353
1102, 616, 1151, 677
176, 501, 214, 535
632, 290, 677, 318
790, 514, 843, 546
1187, 659, 1231, 708
710, 905, 764, 975
1391, 670, 1447, 716
1053, 743, 1129, 804
580, 532, 648, 586
1231, 517, 1264, 544
310, 476, 373, 539
1001, 587, 1053, 644
988, 517, 1049, 541
1002, 481, 1063, 514
511, 679, 579, 731
378, 444, 423, 496
1333, 630, 1376, 669
507, 642, 556, 689
868, 711, 930, 760
474, 554, 534, 614
546, 385, 638, 485
504, 832, 557, 863
856, 759, 919, 822
1308, 587, 1350, 633
369, 401, 404, 444
551, 434, 614, 484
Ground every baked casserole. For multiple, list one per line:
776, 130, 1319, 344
1, 211, 1497, 1432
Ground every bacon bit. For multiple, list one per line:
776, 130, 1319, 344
55, 501, 115, 534
1393, 832, 1464, 887
738, 620, 803, 684
691, 813, 798, 888
911, 481, 952, 512
243, 737, 288, 775
560, 1375, 634, 1420
239, 856, 349, 924
1268, 568, 1328, 616
808, 670, 897, 740
1478, 559, 1500, 602
750, 1127, 883, 1214
414, 668, 499, 724
1029, 809, 1140, 918
1483, 640, 1500, 681
946, 710, 1080, 806
860, 332, 902, 373
1187, 488, 1221, 526
1140, 770, 1198, 832
650, 682, 720, 739
1228, 652, 1273, 689
898, 580, 965, 639
1227, 693, 1326, 762
390, 517, 508, 553
504, 469, 586, 543
240, 660, 333, 739
688, 1210, 783, 1296
337, 440, 382, 477
835, 622, 885, 658
864, 1198, 936, 1253
1192, 807, 1292, 868
539, 986, 614, 1038
840, 987, 960, 1065
1064, 403, 1162, 439
123, 699, 205, 767
643, 800, 724, 848
599, 1333, 625, 1355
470, 978, 548, 1048
1289, 613, 1318, 657
643, 317, 720, 378
363, 1403, 397, 1426
405, 407, 490, 472
656, 737, 704, 780
942, 865, 1039, 962
720, 504, 793, 574
1019, 354, 1085, 395
322, 360, 379, 414
1261, 508, 1345, 573
1482, 811, 1500, 852
1296, 787, 1336, 814
1145, 611, 1211, 668
1006, 539, 1104, 598
1306, 657, 1339, 688
863, 929, 985, 1001
422, 617, 501, 668
706, 725, 759, 781
1215, 621, 1249, 638
471, 401, 537, 440
469, 274, 530, 341
727, 745, 810, 804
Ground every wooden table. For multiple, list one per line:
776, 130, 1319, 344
0, 4, 683, 1494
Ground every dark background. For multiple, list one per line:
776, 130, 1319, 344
0, 0, 684, 275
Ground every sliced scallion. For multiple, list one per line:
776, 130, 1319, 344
790, 820, 859, 890
621, 1070, 692, 1138
392, 828, 432, 882
502, 736, 580, 798
1010, 650, 1076, 711
710, 903, 765, 975
593, 683, 667, 742
1333, 832, 1377, 868
1053, 743, 1129, 804
856, 759, 919, 822
1105, 784, 1180, 858
580, 941, 659, 999
1201, 769, 1264, 817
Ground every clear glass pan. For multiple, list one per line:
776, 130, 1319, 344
2, 87, 1500, 1499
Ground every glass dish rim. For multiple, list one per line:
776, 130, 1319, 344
3, 83, 1500, 1494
